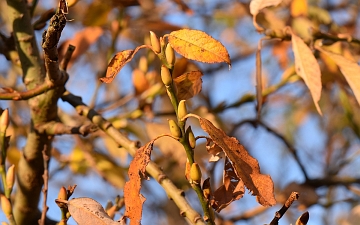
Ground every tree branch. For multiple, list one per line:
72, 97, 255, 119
35, 121, 98, 136
61, 91, 206, 225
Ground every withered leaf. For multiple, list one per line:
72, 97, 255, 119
315, 46, 360, 106
199, 117, 276, 207
173, 71, 203, 100
67, 197, 119, 225
211, 157, 245, 212
168, 29, 231, 66
250, 0, 283, 16
291, 32, 322, 115
124, 141, 154, 225
100, 50, 135, 83
205, 137, 223, 162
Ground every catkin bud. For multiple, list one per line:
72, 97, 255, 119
58, 187, 67, 201
161, 65, 172, 86
168, 119, 181, 138
177, 100, 187, 121
0, 195, 12, 217
186, 126, 196, 149
190, 163, 202, 184
5, 165, 15, 192
150, 31, 161, 54
0, 109, 9, 133
165, 43, 175, 66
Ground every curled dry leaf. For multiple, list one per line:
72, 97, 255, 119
205, 137, 223, 162
173, 71, 203, 100
211, 157, 245, 212
100, 50, 135, 83
168, 29, 231, 67
315, 46, 360, 106
250, 0, 283, 16
67, 197, 119, 225
291, 32, 322, 115
199, 117, 276, 207
124, 141, 154, 225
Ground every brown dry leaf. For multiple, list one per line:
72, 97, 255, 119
205, 138, 223, 162
168, 29, 231, 66
315, 46, 360, 106
58, 27, 103, 68
290, 0, 308, 17
211, 158, 245, 212
291, 32, 322, 115
132, 69, 150, 95
173, 71, 203, 100
67, 197, 119, 225
249, 0, 283, 16
124, 141, 154, 225
100, 50, 135, 83
199, 117, 276, 207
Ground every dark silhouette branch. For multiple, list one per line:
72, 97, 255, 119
269, 192, 299, 225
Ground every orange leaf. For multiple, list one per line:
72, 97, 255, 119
173, 71, 203, 100
211, 158, 245, 212
199, 117, 276, 207
168, 29, 231, 66
124, 141, 154, 225
291, 32, 322, 115
316, 46, 360, 106
100, 50, 135, 83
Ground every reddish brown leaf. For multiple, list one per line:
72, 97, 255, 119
173, 71, 203, 100
168, 29, 231, 66
100, 50, 135, 83
58, 27, 103, 68
211, 158, 245, 212
205, 138, 223, 162
199, 117, 276, 207
124, 141, 154, 225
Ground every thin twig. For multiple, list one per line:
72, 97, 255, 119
269, 192, 299, 225
39, 147, 50, 225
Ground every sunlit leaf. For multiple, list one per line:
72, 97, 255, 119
211, 157, 245, 212
316, 46, 360, 106
69, 146, 88, 175
290, 0, 308, 17
249, 0, 283, 16
100, 50, 135, 83
168, 29, 231, 66
124, 141, 154, 225
291, 32, 322, 115
199, 117, 276, 207
67, 198, 119, 225
173, 71, 203, 100
205, 138, 223, 162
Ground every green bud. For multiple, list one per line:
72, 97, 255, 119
177, 100, 187, 121
168, 119, 181, 138
165, 43, 175, 66
186, 126, 196, 149
161, 65, 172, 86
190, 163, 202, 184
150, 31, 161, 54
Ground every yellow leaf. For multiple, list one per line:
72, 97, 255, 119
100, 50, 135, 83
291, 0, 308, 17
291, 32, 322, 115
173, 71, 203, 100
249, 0, 283, 16
168, 29, 231, 66
316, 46, 360, 106
69, 147, 88, 175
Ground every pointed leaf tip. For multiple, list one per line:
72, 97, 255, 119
168, 29, 231, 66
100, 50, 135, 83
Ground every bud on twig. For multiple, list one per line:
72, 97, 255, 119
5, 165, 15, 192
0, 109, 9, 133
165, 43, 175, 66
161, 66, 172, 86
190, 163, 202, 184
186, 126, 196, 149
150, 31, 161, 54
57, 187, 68, 208
178, 100, 187, 121
168, 119, 181, 138
0, 194, 12, 217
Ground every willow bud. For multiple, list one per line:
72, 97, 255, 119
177, 100, 187, 121
165, 43, 175, 66
168, 119, 181, 138
150, 31, 161, 54
0, 109, 9, 133
190, 163, 202, 184
161, 65, 172, 86
5, 165, 15, 192
0, 195, 11, 217
186, 126, 196, 149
